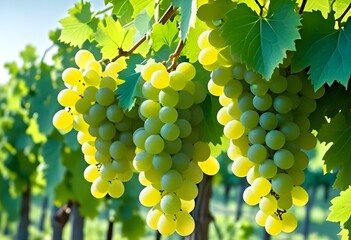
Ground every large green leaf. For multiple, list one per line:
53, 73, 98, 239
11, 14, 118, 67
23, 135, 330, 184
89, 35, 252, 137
150, 20, 178, 51
109, 0, 134, 25
292, 12, 351, 90
95, 16, 135, 60
173, 0, 197, 41
59, 2, 97, 47
221, 0, 301, 80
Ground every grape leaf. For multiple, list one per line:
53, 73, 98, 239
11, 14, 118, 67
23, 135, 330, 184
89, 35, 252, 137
173, 0, 197, 41
328, 186, 351, 232
292, 11, 351, 90
296, 0, 330, 17
130, 0, 154, 18
59, 2, 97, 47
318, 112, 351, 190
95, 16, 135, 60
221, 0, 301, 80
201, 94, 223, 145
121, 214, 145, 240
150, 21, 178, 52
116, 54, 144, 110
109, 0, 134, 25
20, 45, 38, 64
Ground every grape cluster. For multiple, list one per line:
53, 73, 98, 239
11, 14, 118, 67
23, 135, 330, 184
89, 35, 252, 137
53, 49, 141, 199
198, 30, 325, 235
132, 61, 218, 236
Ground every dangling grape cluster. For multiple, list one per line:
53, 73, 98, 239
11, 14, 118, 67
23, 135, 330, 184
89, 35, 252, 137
53, 49, 142, 199
131, 60, 218, 236
197, 26, 325, 235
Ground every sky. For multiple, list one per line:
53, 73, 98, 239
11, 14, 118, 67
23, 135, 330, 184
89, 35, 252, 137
0, 0, 105, 85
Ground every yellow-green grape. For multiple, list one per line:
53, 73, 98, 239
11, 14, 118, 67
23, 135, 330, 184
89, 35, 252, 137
150, 69, 170, 89
211, 67, 232, 86
84, 155, 98, 165
100, 76, 117, 90
252, 177, 271, 197
144, 134, 164, 154
271, 173, 294, 196
100, 162, 118, 180
265, 215, 282, 236
83, 70, 100, 86
181, 199, 195, 213
141, 62, 167, 81
247, 144, 267, 164
57, 89, 80, 107
198, 47, 218, 66
62, 67, 83, 86
246, 165, 261, 185
52, 109, 74, 130
281, 212, 297, 233
85, 60, 102, 75
104, 62, 124, 77
183, 162, 204, 184
83, 164, 100, 182
133, 151, 153, 172
224, 120, 245, 140
176, 62, 196, 81
192, 142, 211, 162
108, 179, 125, 198
291, 186, 309, 206
169, 71, 188, 91
160, 193, 181, 214
91, 176, 109, 198
231, 156, 254, 177
197, 30, 211, 49
256, 210, 268, 227
161, 170, 183, 192
298, 131, 317, 150
77, 131, 95, 145
159, 88, 179, 107
198, 156, 220, 175
207, 79, 224, 97
139, 171, 152, 187
142, 81, 160, 101
139, 100, 161, 118
146, 206, 163, 230
75, 98, 91, 114
81, 141, 96, 156
75, 49, 95, 69
157, 214, 176, 236
176, 211, 195, 236
243, 186, 261, 205
259, 195, 277, 215
160, 123, 180, 141
176, 179, 198, 201
139, 186, 162, 207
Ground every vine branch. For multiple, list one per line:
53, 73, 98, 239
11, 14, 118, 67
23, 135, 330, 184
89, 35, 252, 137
336, 3, 351, 28
299, 0, 308, 14
165, 40, 186, 72
109, 5, 177, 63
254, 0, 264, 16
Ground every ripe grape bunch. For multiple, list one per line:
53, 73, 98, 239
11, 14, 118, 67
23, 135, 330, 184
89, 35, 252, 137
197, 24, 325, 235
132, 60, 219, 236
53, 49, 141, 199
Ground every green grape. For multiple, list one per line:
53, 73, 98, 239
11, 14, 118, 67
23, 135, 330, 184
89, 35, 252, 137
259, 195, 277, 215
265, 215, 282, 236
247, 144, 267, 164
211, 67, 232, 86
224, 80, 243, 99
193, 141, 211, 162
244, 70, 262, 84
52, 109, 74, 130
160, 193, 181, 214
75, 98, 91, 114
286, 74, 302, 94
293, 115, 310, 133
57, 89, 80, 107
273, 149, 294, 169
108, 179, 125, 198
277, 193, 293, 209
95, 138, 111, 155
232, 64, 246, 80
273, 94, 292, 114
291, 150, 309, 170
207, 79, 224, 96
176, 91, 194, 109
176, 62, 196, 81
258, 159, 277, 179
145, 135, 164, 154
81, 141, 96, 156
157, 214, 176, 236
115, 169, 133, 182
151, 69, 170, 89
271, 173, 294, 196
280, 121, 300, 141
193, 82, 207, 104
83, 86, 98, 102
161, 170, 183, 192
259, 112, 278, 130
62, 67, 83, 86
109, 141, 127, 160
240, 110, 259, 129
291, 186, 308, 206
269, 75, 287, 93
163, 138, 182, 154
231, 156, 254, 177
111, 159, 130, 173
142, 81, 160, 101
181, 199, 195, 213
183, 162, 203, 184
115, 117, 132, 131
246, 165, 260, 184
91, 176, 109, 194
248, 127, 266, 144
224, 120, 245, 140
100, 162, 117, 181
84, 155, 98, 165
298, 131, 317, 150
144, 116, 163, 134
160, 123, 180, 141
217, 47, 234, 67
252, 177, 271, 197
141, 62, 167, 81
253, 94, 272, 111
94, 151, 110, 164
198, 47, 218, 66
208, 28, 226, 48
217, 107, 231, 125
176, 179, 198, 201
139, 100, 161, 118
88, 104, 106, 124
106, 104, 124, 123
104, 62, 124, 77
296, 96, 317, 113
189, 105, 204, 126
83, 164, 100, 182
265, 130, 286, 150
255, 210, 268, 227
176, 119, 192, 138
238, 93, 254, 112
95, 87, 115, 106
197, 30, 211, 49
152, 153, 173, 172
281, 212, 297, 233
98, 122, 116, 141
139, 186, 162, 207
83, 69, 100, 86
146, 207, 163, 230
287, 168, 305, 185
250, 81, 269, 96
133, 128, 150, 149
133, 151, 153, 172
172, 153, 190, 172
169, 71, 187, 91
100, 76, 117, 90
176, 211, 195, 236
75, 49, 95, 69
243, 186, 261, 205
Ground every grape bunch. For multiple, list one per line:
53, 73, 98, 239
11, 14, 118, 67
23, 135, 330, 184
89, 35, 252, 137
53, 49, 141, 199
132, 61, 219, 236
198, 29, 325, 235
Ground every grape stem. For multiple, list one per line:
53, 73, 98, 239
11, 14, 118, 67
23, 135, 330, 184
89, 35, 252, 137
165, 40, 186, 72
336, 3, 351, 28
299, 0, 307, 14
108, 5, 178, 63
254, 0, 264, 16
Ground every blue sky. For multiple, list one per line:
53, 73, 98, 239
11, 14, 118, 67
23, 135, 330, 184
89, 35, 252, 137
0, 0, 105, 84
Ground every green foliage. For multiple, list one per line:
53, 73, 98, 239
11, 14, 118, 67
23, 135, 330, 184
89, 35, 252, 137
292, 11, 351, 90
173, 0, 197, 41
150, 21, 179, 51
328, 185, 351, 238
221, 0, 301, 80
